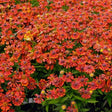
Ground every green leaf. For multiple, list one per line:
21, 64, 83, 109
109, 23, 112, 27
15, 106, 22, 111
48, 99, 59, 104
91, 11, 99, 15
59, 97, 68, 103
80, 2, 84, 5
15, 0, 21, 4
86, 99, 98, 103
0, 44, 5, 53
74, 95, 85, 101
34, 66, 45, 68
30, 0, 39, 7
97, 89, 103, 95
46, 5, 52, 11
59, 110, 65, 112
42, 99, 52, 106
62, 5, 69, 11
8, 73, 15, 77
72, 70, 80, 74
73, 28, 78, 32
81, 108, 90, 112
59, 73, 63, 77
46, 105, 49, 112
54, 104, 62, 111
107, 98, 112, 107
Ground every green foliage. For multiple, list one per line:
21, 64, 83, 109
62, 5, 69, 11
91, 11, 100, 15
0, 45, 5, 53
15, 106, 24, 112
15, 0, 21, 4
109, 23, 112, 28
103, 91, 112, 107
30, 0, 39, 7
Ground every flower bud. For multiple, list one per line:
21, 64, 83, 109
61, 105, 66, 110
41, 90, 45, 94
60, 70, 64, 75
89, 73, 94, 77
89, 90, 93, 94
71, 101, 76, 105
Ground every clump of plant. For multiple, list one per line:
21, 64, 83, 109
0, 0, 112, 112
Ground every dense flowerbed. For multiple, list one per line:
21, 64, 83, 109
0, 0, 112, 112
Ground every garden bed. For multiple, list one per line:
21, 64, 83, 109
0, 0, 112, 112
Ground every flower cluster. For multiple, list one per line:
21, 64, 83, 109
0, 0, 112, 111
61, 101, 78, 112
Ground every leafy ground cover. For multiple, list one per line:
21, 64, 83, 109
0, 0, 112, 112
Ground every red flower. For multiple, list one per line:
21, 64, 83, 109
78, 76, 88, 86
52, 77, 64, 87
27, 77, 37, 90
38, 79, 48, 90
62, 72, 74, 82
95, 77, 105, 89
99, 62, 110, 71
45, 64, 54, 70
84, 65, 95, 74
76, 47, 87, 56
56, 88, 66, 97
71, 80, 82, 90
88, 82, 97, 91
46, 89, 58, 99
12, 96, 24, 106
47, 74, 57, 85
0, 98, 11, 112
66, 105, 78, 112
79, 88, 91, 99
107, 79, 112, 90
34, 94, 44, 104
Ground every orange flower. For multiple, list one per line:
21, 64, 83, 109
38, 79, 48, 90
34, 94, 44, 104
71, 81, 82, 90
12, 96, 24, 106
84, 65, 95, 74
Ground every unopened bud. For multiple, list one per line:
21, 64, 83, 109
89, 90, 93, 94
89, 73, 94, 77
41, 90, 45, 94
60, 70, 64, 75
61, 105, 66, 110
71, 101, 76, 105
